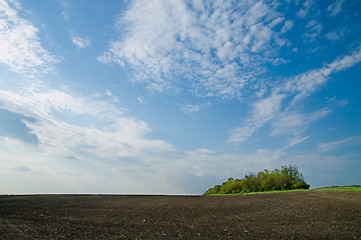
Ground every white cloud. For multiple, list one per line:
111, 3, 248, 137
297, 0, 314, 18
281, 20, 294, 33
0, 0, 57, 75
326, 96, 348, 106
6, 0, 20, 9
0, 87, 177, 166
286, 44, 361, 103
317, 136, 361, 152
137, 97, 144, 104
0, 88, 124, 120
283, 136, 310, 150
105, 90, 112, 96
303, 20, 322, 41
99, 0, 288, 97
180, 104, 201, 114
62, 11, 69, 20
229, 44, 361, 143
229, 92, 285, 143
228, 125, 257, 144
60, 0, 70, 20
326, 31, 339, 40
253, 93, 285, 120
103, 90, 120, 102
270, 108, 331, 136
327, 0, 345, 16
71, 35, 91, 49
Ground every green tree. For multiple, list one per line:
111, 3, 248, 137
204, 165, 310, 195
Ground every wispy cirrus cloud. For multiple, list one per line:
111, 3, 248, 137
0, 0, 58, 76
99, 0, 290, 97
229, 44, 361, 143
283, 136, 310, 150
270, 108, 331, 136
229, 92, 285, 143
286, 44, 361, 103
317, 136, 361, 152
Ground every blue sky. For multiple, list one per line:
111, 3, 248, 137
0, 0, 360, 194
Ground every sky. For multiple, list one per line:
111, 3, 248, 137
0, 0, 360, 194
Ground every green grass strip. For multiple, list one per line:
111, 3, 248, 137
311, 185, 361, 192
205, 185, 361, 196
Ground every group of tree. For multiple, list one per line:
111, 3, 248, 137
205, 165, 310, 195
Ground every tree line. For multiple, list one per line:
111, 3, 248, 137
205, 165, 310, 195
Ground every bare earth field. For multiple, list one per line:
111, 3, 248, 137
0, 191, 360, 239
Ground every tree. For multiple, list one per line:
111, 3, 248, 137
204, 165, 310, 195
281, 165, 309, 189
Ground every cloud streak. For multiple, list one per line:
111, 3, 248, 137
270, 108, 331, 136
229, 92, 285, 143
318, 136, 361, 152
229, 44, 361, 143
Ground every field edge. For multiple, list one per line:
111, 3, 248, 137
204, 185, 361, 196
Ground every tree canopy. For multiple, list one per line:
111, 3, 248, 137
205, 165, 310, 195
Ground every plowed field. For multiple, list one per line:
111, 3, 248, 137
1, 191, 360, 239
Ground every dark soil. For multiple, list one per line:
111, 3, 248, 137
0, 191, 360, 239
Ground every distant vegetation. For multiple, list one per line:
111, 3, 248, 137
205, 165, 310, 195
311, 185, 361, 192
